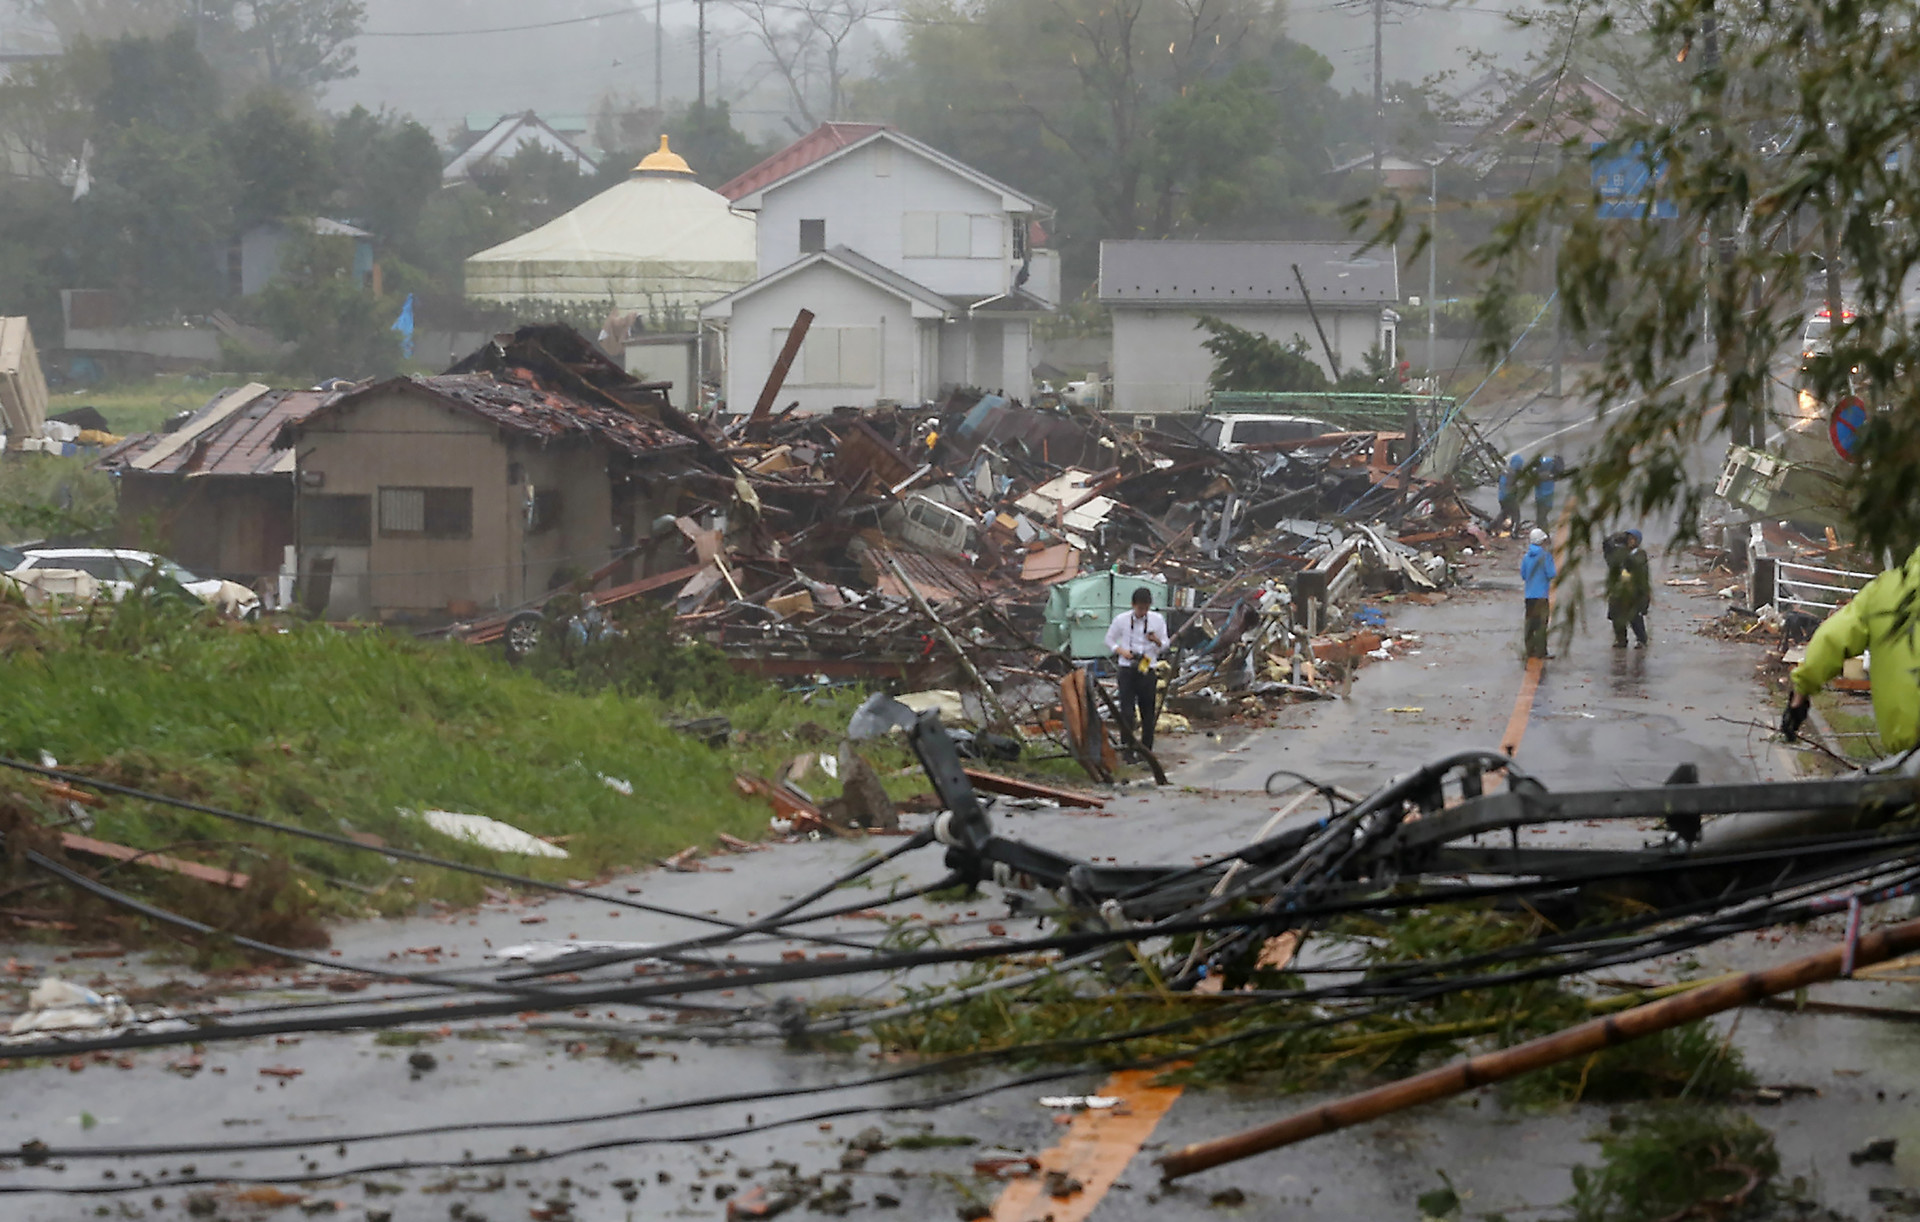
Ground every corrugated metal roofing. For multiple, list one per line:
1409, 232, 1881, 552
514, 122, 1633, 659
103, 387, 335, 478
716, 121, 889, 202
1097, 240, 1400, 306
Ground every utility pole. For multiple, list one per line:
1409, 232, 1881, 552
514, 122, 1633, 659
654, 0, 663, 113
697, 0, 708, 111
1700, 14, 1749, 446
1372, 0, 1384, 174
1427, 160, 1438, 391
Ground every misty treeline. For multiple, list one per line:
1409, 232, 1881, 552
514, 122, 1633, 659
0, 0, 1445, 375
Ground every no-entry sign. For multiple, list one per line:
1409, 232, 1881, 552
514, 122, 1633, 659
1830, 396, 1868, 462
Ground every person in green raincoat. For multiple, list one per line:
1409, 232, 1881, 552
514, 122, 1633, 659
1783, 545, 1920, 751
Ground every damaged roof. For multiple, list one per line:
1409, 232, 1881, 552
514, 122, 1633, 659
1097, 240, 1400, 307
287, 369, 699, 458
101, 386, 336, 478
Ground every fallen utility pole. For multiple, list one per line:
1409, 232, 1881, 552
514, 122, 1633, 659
1291, 263, 1342, 382
1159, 913, 1920, 1180
882, 553, 1014, 733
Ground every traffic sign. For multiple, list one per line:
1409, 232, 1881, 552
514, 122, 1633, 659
1830, 395, 1868, 462
1592, 142, 1678, 220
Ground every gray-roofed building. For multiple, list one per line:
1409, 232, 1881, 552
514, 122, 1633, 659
1098, 240, 1400, 417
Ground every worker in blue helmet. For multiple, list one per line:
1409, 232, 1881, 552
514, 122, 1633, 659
1496, 453, 1525, 536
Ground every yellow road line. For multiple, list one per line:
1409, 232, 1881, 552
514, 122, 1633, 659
1501, 656, 1545, 759
991, 1067, 1186, 1222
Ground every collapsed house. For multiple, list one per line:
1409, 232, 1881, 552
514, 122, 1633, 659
277, 328, 716, 621
100, 386, 335, 592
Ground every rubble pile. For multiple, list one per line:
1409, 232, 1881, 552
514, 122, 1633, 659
449, 355, 1490, 754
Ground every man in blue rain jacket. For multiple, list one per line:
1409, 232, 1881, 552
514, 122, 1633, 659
1522, 527, 1556, 660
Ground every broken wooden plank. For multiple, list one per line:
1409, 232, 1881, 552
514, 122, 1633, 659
963, 769, 1105, 809
30, 778, 105, 807
59, 832, 250, 890
733, 774, 842, 837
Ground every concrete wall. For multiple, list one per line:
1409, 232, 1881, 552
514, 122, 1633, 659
721, 261, 928, 412
755, 139, 1015, 300
293, 389, 615, 620
1109, 305, 1390, 415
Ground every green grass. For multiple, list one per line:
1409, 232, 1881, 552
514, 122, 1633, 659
1812, 690, 1883, 762
0, 601, 931, 923
1570, 1106, 1779, 1222
0, 453, 116, 541
66, 375, 245, 437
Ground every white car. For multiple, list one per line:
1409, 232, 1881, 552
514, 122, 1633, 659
14, 548, 261, 619
1197, 413, 1335, 451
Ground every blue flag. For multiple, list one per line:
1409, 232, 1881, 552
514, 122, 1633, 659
391, 293, 416, 359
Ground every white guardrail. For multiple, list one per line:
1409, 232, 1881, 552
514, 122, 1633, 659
1761, 556, 1875, 618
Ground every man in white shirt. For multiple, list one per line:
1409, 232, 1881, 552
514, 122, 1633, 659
1104, 586, 1168, 752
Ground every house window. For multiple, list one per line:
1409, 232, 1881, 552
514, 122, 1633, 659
1012, 218, 1028, 261
903, 212, 997, 259
775, 325, 880, 387
799, 218, 826, 254
379, 487, 472, 539
302, 494, 372, 546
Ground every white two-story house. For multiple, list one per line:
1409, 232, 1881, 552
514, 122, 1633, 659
700, 123, 1057, 413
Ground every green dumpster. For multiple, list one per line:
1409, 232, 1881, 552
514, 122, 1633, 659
1043, 572, 1170, 659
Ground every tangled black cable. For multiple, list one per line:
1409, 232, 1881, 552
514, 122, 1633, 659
11, 853, 1918, 1197
9, 815, 1917, 1061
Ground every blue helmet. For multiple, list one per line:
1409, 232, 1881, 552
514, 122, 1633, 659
1508, 453, 1526, 470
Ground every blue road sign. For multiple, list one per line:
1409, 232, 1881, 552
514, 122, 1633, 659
1830, 395, 1867, 462
1593, 143, 1678, 219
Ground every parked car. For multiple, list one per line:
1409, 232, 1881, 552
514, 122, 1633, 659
13, 549, 261, 619
1197, 414, 1334, 452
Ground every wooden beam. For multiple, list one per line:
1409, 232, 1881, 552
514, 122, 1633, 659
59, 833, 250, 890
963, 769, 1106, 809
747, 308, 814, 438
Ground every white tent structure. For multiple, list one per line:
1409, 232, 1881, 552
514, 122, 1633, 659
463, 137, 756, 319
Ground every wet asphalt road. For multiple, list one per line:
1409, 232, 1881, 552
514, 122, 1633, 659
6, 385, 1920, 1221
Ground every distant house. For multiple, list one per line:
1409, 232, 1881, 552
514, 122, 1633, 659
1097, 240, 1400, 416
444, 111, 599, 185
700, 124, 1056, 412
100, 385, 336, 594
277, 327, 706, 622
227, 217, 375, 297
1450, 71, 1644, 183
1326, 153, 1433, 193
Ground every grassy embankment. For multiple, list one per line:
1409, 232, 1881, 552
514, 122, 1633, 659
0, 600, 926, 938
70, 375, 219, 437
